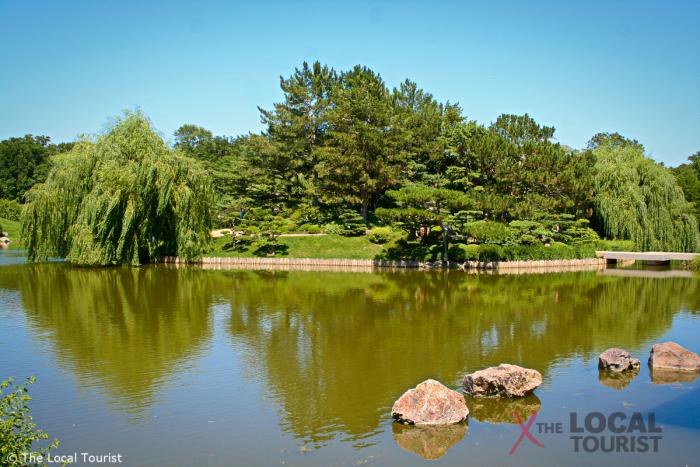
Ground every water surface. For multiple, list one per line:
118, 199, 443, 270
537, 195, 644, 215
0, 250, 698, 466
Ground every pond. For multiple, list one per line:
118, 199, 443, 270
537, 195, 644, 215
0, 249, 698, 466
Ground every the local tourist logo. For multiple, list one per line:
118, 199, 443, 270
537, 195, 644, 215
510, 410, 663, 455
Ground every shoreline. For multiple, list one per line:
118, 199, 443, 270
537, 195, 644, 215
164, 256, 608, 274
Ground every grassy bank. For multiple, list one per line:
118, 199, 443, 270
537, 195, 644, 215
0, 217, 20, 248
207, 234, 385, 259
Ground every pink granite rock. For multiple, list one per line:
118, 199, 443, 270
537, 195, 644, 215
462, 364, 542, 397
649, 342, 700, 372
391, 379, 469, 425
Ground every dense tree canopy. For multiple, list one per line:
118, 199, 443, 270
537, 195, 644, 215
592, 141, 697, 251
0, 135, 73, 202
22, 113, 213, 265
674, 151, 700, 219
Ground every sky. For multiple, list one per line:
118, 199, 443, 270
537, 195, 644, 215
1, 0, 699, 166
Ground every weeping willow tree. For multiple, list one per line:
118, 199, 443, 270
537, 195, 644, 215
593, 142, 698, 251
22, 112, 213, 265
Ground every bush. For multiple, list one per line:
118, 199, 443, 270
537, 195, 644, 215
299, 224, 321, 234
497, 243, 597, 261
323, 222, 343, 235
0, 199, 21, 221
368, 227, 393, 244
1, 377, 60, 465
448, 243, 480, 261
462, 221, 514, 245
478, 244, 505, 262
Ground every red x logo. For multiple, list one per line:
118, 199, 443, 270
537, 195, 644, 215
509, 410, 544, 455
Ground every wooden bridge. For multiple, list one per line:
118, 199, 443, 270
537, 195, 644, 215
596, 251, 699, 265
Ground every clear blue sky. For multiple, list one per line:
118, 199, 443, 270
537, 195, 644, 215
1, 0, 699, 165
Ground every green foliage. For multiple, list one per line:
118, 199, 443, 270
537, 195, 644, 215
322, 222, 343, 235
478, 244, 505, 262
22, 112, 214, 265
377, 185, 471, 239
592, 142, 698, 252
448, 243, 481, 261
298, 224, 321, 234
1, 377, 60, 466
367, 227, 394, 244
689, 256, 700, 272
501, 243, 597, 260
0, 136, 52, 202
461, 220, 514, 244
0, 200, 21, 221
321, 66, 404, 218
673, 152, 700, 219
595, 239, 638, 252
338, 210, 366, 236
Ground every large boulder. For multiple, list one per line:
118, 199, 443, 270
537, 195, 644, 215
462, 364, 542, 397
649, 342, 700, 372
598, 348, 640, 372
391, 379, 469, 425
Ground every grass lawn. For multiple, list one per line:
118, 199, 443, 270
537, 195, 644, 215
0, 217, 21, 249
206, 234, 385, 259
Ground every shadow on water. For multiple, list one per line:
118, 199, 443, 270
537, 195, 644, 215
0, 256, 698, 446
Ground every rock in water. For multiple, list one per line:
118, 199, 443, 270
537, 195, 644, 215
391, 379, 469, 425
598, 348, 641, 372
649, 342, 700, 372
462, 364, 542, 397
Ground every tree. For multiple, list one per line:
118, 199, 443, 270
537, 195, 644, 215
444, 115, 593, 220
174, 124, 235, 163
391, 80, 463, 186
22, 112, 214, 265
674, 151, 700, 219
321, 66, 404, 220
0, 135, 53, 202
258, 61, 338, 207
592, 142, 698, 251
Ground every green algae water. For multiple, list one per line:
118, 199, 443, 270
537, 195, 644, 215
0, 249, 698, 466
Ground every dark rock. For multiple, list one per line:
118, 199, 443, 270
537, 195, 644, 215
598, 348, 640, 372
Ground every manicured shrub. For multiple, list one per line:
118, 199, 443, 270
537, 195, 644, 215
338, 210, 366, 236
368, 227, 393, 244
462, 221, 514, 245
448, 243, 481, 261
478, 244, 505, 262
